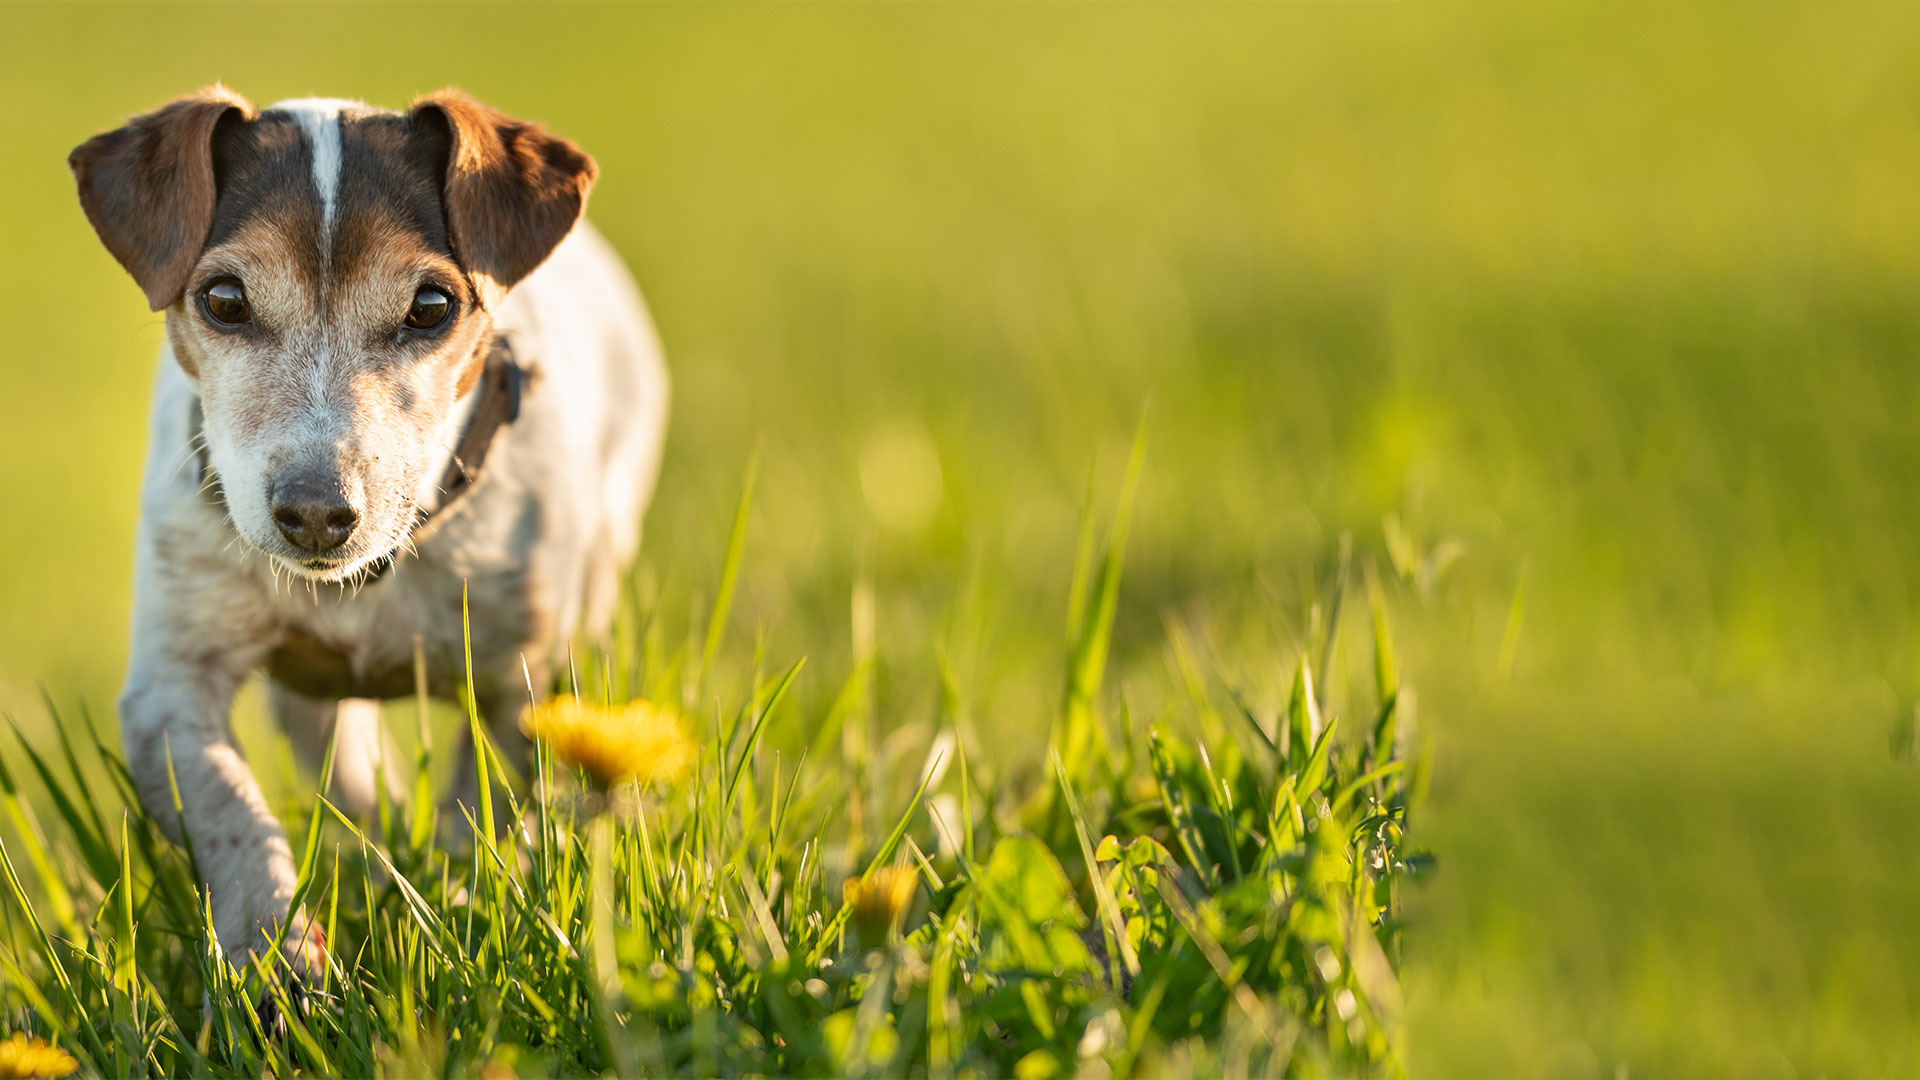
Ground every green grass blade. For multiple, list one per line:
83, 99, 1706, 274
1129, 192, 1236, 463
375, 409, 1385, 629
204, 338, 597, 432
265, 712, 340, 968
1063, 463, 1099, 644
1285, 657, 1321, 763
1365, 559, 1398, 709
722, 657, 804, 825
958, 729, 976, 869
1297, 714, 1339, 799
1315, 533, 1352, 696
1498, 557, 1529, 680
805, 752, 943, 965
0, 833, 105, 1066
0, 740, 78, 938
1055, 416, 1147, 783
1052, 748, 1140, 983
699, 456, 757, 699
1192, 736, 1244, 882
410, 636, 437, 852
320, 799, 463, 968
1332, 761, 1408, 816
0, 951, 89, 1073
1223, 681, 1278, 761
461, 581, 495, 847
5, 716, 116, 888
111, 813, 135, 994
1146, 725, 1214, 887
43, 694, 115, 855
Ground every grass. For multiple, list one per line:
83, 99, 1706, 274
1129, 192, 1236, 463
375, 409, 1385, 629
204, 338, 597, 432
3, 1, 1920, 1075
0, 459, 1424, 1076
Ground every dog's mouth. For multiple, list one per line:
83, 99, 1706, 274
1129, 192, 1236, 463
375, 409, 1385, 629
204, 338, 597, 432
256, 517, 410, 583
271, 551, 354, 581
293, 555, 348, 574
270, 547, 398, 585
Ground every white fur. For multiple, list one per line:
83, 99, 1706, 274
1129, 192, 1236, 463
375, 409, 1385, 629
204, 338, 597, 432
122, 222, 668, 965
270, 98, 355, 238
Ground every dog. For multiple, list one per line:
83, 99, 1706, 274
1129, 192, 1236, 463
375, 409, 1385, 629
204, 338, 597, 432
69, 87, 669, 974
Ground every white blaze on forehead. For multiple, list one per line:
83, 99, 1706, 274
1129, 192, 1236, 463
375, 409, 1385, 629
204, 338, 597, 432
268, 97, 361, 239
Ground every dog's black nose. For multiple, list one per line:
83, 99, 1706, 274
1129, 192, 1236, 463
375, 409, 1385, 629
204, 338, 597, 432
270, 476, 359, 553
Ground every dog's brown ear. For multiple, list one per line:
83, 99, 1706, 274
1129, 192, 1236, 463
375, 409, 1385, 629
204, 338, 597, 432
69, 86, 255, 312
409, 89, 597, 306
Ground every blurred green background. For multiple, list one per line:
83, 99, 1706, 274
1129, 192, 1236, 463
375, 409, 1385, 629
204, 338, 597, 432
4, 1, 1919, 1074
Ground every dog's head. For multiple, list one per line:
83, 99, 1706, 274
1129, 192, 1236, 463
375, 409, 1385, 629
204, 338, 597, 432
70, 87, 595, 581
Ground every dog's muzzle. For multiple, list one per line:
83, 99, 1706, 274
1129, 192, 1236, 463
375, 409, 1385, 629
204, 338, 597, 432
190, 334, 525, 581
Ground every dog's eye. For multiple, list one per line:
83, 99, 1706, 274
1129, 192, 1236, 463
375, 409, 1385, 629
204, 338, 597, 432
405, 287, 451, 331
200, 278, 250, 327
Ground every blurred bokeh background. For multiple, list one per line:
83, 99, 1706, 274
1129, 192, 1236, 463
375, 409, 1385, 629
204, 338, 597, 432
4, 1, 1918, 1073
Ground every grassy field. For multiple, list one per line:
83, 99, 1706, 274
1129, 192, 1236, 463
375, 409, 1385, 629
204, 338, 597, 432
2, 1, 1919, 1075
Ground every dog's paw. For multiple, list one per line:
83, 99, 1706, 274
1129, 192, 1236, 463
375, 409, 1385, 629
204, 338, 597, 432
252, 967, 312, 1039
281, 912, 328, 980
257, 923, 328, 1038
207, 911, 329, 1035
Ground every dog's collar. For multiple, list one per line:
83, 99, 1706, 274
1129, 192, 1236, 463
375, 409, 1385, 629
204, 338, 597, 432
191, 333, 525, 582
409, 334, 525, 544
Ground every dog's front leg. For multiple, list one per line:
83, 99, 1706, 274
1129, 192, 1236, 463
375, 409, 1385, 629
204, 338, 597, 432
121, 644, 318, 975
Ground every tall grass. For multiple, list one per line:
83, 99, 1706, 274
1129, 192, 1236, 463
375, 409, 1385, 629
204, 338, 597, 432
0, 457, 1424, 1077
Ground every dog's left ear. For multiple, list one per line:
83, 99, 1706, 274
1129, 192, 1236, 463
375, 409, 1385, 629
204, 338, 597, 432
409, 89, 598, 308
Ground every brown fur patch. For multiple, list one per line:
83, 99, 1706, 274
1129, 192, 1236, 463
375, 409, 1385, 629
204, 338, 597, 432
452, 334, 490, 399
408, 90, 598, 301
266, 627, 418, 700
165, 304, 200, 378
70, 86, 257, 311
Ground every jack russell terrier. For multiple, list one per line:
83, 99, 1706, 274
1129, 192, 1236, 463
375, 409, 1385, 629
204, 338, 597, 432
69, 87, 668, 974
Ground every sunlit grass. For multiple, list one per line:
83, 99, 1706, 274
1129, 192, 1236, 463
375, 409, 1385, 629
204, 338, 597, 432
2, 2, 1919, 1075
0, 459, 1424, 1077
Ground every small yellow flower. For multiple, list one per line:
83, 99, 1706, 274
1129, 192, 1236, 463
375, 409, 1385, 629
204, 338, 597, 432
523, 695, 697, 789
842, 867, 919, 942
0, 1034, 76, 1080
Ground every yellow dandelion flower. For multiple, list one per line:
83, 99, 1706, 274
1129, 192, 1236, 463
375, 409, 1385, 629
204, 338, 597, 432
523, 695, 697, 789
842, 867, 919, 942
0, 1034, 76, 1080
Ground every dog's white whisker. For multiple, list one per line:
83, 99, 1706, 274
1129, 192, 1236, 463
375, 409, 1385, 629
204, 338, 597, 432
164, 439, 203, 485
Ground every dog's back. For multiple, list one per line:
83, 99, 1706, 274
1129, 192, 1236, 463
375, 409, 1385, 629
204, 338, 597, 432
490, 221, 669, 638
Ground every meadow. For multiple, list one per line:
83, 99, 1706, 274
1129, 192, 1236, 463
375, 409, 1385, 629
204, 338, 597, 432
2, 1, 1919, 1075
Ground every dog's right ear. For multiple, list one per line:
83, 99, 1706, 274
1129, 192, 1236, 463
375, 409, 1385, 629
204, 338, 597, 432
407, 89, 597, 311
69, 86, 255, 312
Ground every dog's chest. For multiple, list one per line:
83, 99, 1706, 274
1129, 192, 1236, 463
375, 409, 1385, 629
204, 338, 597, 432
261, 582, 422, 700
260, 571, 490, 702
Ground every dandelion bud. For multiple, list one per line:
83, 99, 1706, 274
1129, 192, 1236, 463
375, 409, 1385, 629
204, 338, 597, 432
841, 867, 918, 945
